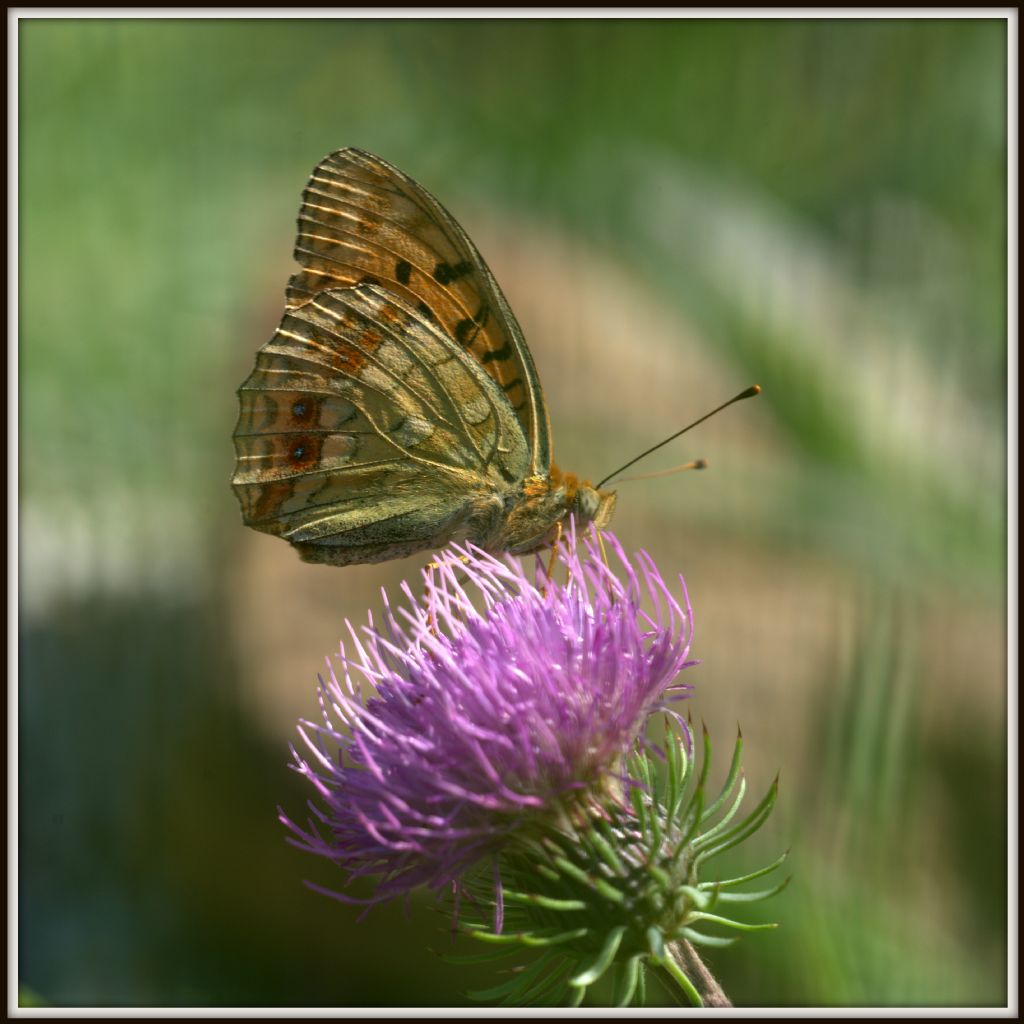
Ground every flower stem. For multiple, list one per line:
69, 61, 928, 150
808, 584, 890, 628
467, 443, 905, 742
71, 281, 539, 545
666, 940, 732, 1007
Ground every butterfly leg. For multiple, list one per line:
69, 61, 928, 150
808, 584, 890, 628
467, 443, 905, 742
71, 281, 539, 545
421, 562, 440, 636
540, 520, 564, 596
422, 554, 473, 634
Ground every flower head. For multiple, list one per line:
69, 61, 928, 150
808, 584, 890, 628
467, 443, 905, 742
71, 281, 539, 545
281, 527, 696, 907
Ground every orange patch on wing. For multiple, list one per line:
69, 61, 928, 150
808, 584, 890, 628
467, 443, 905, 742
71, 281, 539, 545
523, 474, 551, 499
284, 434, 325, 472
324, 328, 384, 375
248, 478, 295, 525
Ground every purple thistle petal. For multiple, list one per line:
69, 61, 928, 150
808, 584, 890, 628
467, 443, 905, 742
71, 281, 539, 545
283, 527, 697, 910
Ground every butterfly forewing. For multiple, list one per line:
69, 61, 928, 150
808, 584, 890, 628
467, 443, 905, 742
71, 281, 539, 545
284, 148, 551, 475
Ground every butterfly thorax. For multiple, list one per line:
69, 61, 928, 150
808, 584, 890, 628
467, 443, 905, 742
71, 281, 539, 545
495, 464, 617, 555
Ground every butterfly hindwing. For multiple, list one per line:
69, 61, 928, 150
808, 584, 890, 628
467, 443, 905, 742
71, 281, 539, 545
232, 283, 531, 565
284, 147, 551, 476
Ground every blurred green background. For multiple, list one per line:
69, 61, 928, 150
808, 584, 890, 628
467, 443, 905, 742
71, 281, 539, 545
17, 16, 1009, 1008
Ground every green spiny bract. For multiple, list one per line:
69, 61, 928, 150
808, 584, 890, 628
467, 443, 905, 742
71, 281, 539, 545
454, 720, 789, 1007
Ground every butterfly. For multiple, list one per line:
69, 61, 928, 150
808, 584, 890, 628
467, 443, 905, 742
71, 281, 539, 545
231, 148, 616, 566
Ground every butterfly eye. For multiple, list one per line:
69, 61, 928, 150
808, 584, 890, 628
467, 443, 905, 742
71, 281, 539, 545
574, 487, 599, 521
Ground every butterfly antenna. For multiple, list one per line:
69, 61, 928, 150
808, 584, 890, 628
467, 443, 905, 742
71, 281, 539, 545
616, 458, 708, 484
595, 385, 760, 489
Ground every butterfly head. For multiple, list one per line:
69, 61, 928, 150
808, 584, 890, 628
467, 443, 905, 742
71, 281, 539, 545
572, 480, 617, 532
549, 465, 617, 534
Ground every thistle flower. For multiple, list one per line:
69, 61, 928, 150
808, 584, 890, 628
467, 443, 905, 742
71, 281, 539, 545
281, 527, 697, 909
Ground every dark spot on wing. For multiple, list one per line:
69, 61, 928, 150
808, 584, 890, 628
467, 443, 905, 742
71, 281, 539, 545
454, 318, 475, 347
455, 306, 491, 348
482, 341, 513, 364
291, 399, 317, 425
394, 259, 412, 285
433, 259, 472, 285
416, 302, 437, 323
501, 378, 526, 410
288, 434, 323, 469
